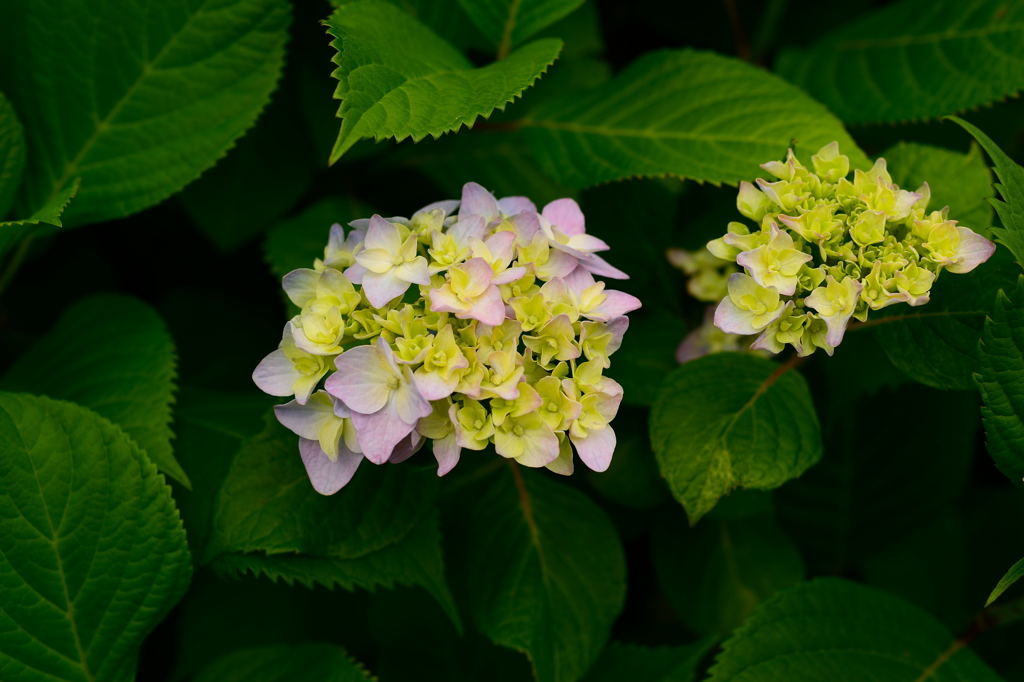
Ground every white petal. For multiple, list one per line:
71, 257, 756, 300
299, 438, 363, 495
252, 349, 300, 397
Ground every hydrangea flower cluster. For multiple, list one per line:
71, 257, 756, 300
705, 142, 996, 357
253, 183, 640, 494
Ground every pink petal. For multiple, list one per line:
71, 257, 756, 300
948, 227, 997, 274
571, 426, 616, 472
388, 432, 424, 463
326, 345, 392, 414
414, 370, 459, 401
274, 398, 332, 441
714, 297, 760, 335
391, 380, 433, 424
253, 349, 299, 398
467, 285, 507, 325
364, 215, 402, 251
461, 182, 499, 223
351, 406, 416, 465
542, 198, 586, 235
343, 262, 367, 284
498, 196, 536, 216
433, 432, 461, 476
361, 270, 411, 307
511, 211, 541, 243
593, 290, 642, 320
492, 266, 527, 285
394, 258, 431, 286
577, 253, 628, 280
299, 438, 363, 495
603, 316, 630, 357
569, 233, 610, 253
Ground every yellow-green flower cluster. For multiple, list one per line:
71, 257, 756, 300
707, 142, 996, 357
254, 182, 640, 494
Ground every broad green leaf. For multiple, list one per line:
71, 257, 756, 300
206, 417, 457, 623
521, 49, 869, 188
873, 249, 1018, 390
0, 91, 25, 218
180, 95, 314, 252
650, 353, 822, 524
264, 196, 372, 280
775, 0, 1024, 125
951, 116, 1024, 270
455, 0, 586, 55
2, 294, 187, 486
883, 141, 994, 234
0, 178, 79, 228
325, 0, 562, 162
581, 639, 716, 682
0, 0, 290, 226
396, 131, 578, 207
652, 513, 805, 636
708, 579, 1001, 681
194, 643, 373, 682
457, 466, 625, 682
988, 556, 1024, 606
777, 385, 978, 574
976, 276, 1024, 486
330, 0, 491, 53
173, 387, 272, 555
0, 393, 191, 682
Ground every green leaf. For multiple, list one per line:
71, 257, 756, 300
775, 0, 1024, 125
0, 91, 25, 218
708, 578, 1001, 681
325, 0, 562, 162
521, 49, 869, 188
456, 466, 625, 682
987, 556, 1024, 606
205, 417, 457, 624
883, 141, 994, 235
872, 249, 1018, 390
194, 643, 374, 682
652, 513, 805, 636
0, 393, 191, 681
2, 294, 187, 487
650, 353, 822, 524
180, 95, 314, 252
581, 639, 716, 682
0, 178, 79, 228
264, 196, 372, 280
173, 387, 273, 556
455, 0, 586, 55
950, 116, 1024, 270
976, 276, 1024, 486
0, 0, 290, 226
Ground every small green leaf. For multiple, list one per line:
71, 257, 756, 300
206, 417, 457, 623
581, 639, 716, 682
0, 91, 26, 218
883, 141, 994, 235
0, 178, 79, 228
976, 276, 1024, 486
325, 0, 561, 162
455, 0, 586, 55
0, 393, 191, 681
456, 466, 625, 682
650, 353, 822, 524
708, 579, 1001, 681
987, 556, 1024, 606
776, 0, 1024, 124
950, 116, 1024, 271
873, 249, 1018, 391
264, 196, 372, 280
653, 513, 805, 636
194, 643, 374, 682
522, 49, 869, 188
2, 294, 187, 487
0, 0, 291, 226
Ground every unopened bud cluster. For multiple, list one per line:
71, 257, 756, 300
254, 183, 640, 494
701, 142, 995, 357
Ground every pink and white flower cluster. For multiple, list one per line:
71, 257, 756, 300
254, 183, 640, 494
